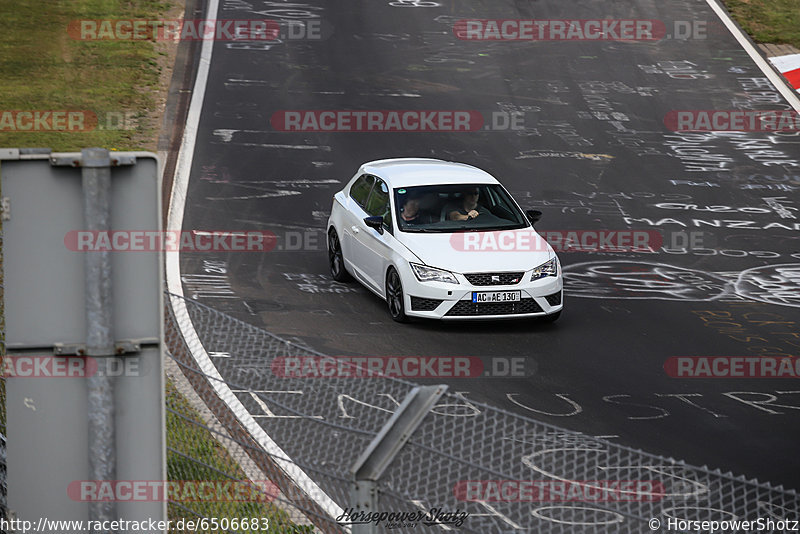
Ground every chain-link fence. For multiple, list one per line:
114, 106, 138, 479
0, 284, 797, 530
164, 291, 800, 533
164, 370, 313, 532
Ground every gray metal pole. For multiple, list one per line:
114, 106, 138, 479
350, 385, 448, 534
81, 148, 117, 530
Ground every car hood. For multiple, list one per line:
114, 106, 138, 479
396, 228, 554, 273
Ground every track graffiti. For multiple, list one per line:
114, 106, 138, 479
563, 261, 800, 308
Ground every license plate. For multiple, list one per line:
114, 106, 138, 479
472, 291, 521, 303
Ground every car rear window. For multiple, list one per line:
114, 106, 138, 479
365, 179, 390, 218
349, 174, 375, 207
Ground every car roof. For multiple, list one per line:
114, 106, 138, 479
360, 158, 498, 188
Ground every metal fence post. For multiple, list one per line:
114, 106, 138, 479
4, 149, 162, 525
81, 148, 117, 528
349, 385, 448, 534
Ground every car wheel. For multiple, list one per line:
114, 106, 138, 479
542, 310, 561, 323
385, 267, 408, 323
328, 228, 351, 282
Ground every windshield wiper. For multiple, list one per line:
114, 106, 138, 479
450, 224, 526, 233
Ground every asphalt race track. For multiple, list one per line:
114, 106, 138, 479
175, 0, 800, 492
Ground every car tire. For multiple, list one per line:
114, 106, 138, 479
328, 228, 351, 282
542, 310, 561, 323
385, 267, 408, 323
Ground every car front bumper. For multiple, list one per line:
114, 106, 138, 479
399, 266, 563, 320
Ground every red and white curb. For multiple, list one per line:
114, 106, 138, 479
768, 53, 800, 92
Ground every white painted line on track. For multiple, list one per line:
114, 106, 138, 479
164, 0, 345, 524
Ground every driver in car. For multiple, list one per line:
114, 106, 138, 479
448, 187, 482, 221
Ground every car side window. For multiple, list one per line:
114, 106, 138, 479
365, 179, 392, 231
349, 174, 375, 208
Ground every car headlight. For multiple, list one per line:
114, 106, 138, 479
531, 257, 558, 280
410, 263, 459, 284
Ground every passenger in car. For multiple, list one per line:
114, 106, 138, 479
399, 191, 433, 225
447, 187, 483, 221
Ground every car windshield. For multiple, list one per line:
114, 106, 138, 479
394, 184, 529, 233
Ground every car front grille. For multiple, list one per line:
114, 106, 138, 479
463, 272, 524, 286
545, 290, 562, 306
410, 296, 443, 311
445, 298, 543, 317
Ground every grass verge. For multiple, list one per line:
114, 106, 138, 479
721, 0, 800, 50
0, 0, 174, 151
166, 379, 311, 532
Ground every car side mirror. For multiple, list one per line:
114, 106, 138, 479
526, 209, 543, 225
364, 216, 385, 234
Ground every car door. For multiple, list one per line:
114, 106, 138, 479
341, 174, 374, 282
354, 178, 396, 294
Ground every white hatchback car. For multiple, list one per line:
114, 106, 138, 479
327, 158, 563, 322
